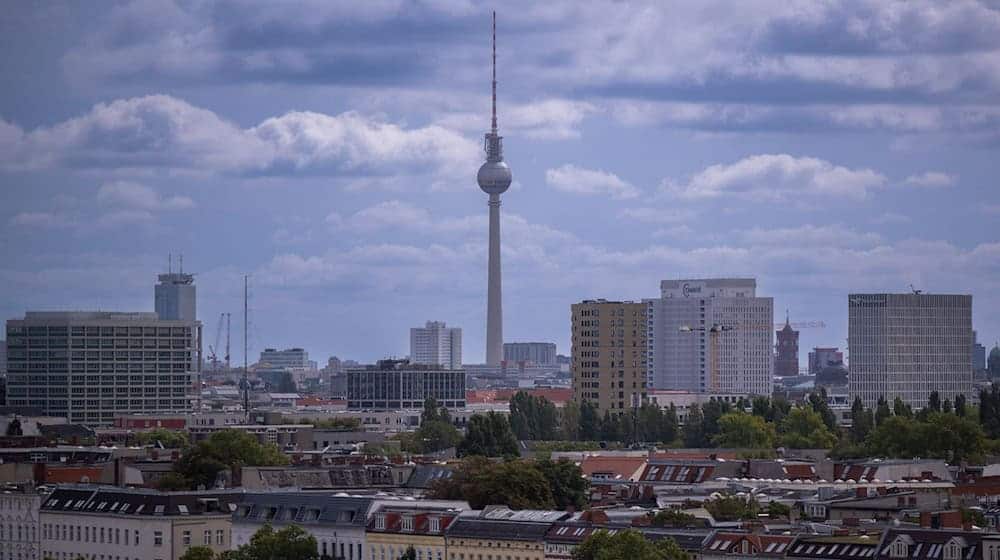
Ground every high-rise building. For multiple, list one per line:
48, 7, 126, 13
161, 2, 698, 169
571, 300, 647, 415
503, 342, 557, 365
973, 330, 987, 372
410, 321, 462, 370
808, 347, 844, 374
346, 359, 466, 410
848, 293, 973, 410
258, 347, 315, 370
477, 13, 512, 366
0, 339, 6, 376
154, 272, 196, 321
4, 311, 200, 425
774, 315, 800, 377
647, 279, 773, 396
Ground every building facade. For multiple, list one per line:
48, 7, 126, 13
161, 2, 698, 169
0, 488, 42, 560
571, 300, 647, 414
258, 347, 316, 370
848, 293, 973, 409
808, 347, 844, 374
647, 279, 774, 396
5, 311, 201, 425
775, 317, 800, 377
366, 501, 467, 560
347, 360, 466, 410
154, 272, 196, 322
40, 486, 239, 560
410, 322, 463, 370
504, 342, 557, 366
974, 331, 987, 372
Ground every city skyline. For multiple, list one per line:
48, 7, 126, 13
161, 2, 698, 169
2, 2, 1000, 365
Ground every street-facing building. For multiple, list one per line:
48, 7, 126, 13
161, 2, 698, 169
346, 360, 465, 410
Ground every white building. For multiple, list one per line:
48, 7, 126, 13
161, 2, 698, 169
0, 488, 42, 560
647, 278, 773, 396
848, 293, 973, 410
409, 321, 462, 370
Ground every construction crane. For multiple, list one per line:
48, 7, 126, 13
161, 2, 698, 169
207, 312, 231, 371
679, 324, 735, 392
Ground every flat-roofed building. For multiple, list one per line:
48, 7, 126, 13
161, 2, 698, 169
571, 300, 647, 414
346, 360, 465, 410
5, 311, 201, 425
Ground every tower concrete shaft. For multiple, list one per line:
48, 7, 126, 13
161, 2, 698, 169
486, 193, 503, 365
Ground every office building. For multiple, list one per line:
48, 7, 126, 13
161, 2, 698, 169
5, 311, 201, 425
809, 347, 844, 374
257, 347, 315, 370
409, 321, 462, 370
504, 342, 557, 365
154, 271, 196, 322
41, 486, 241, 560
571, 300, 647, 414
973, 331, 987, 372
848, 293, 973, 410
647, 278, 773, 396
346, 359, 466, 410
774, 316, 800, 377
0, 339, 6, 375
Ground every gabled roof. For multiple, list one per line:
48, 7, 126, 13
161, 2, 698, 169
41, 486, 242, 517
879, 529, 982, 560
580, 456, 648, 481
703, 532, 795, 557
640, 461, 718, 484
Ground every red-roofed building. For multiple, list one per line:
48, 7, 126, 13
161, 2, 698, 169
702, 532, 796, 559
580, 455, 648, 482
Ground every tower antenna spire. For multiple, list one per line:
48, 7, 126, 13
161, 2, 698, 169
491, 10, 497, 133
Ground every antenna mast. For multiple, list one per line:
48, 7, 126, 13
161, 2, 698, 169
491, 10, 497, 134
243, 275, 250, 424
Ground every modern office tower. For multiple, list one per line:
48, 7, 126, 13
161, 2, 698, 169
809, 347, 844, 374
477, 13, 513, 366
774, 315, 800, 376
646, 279, 773, 396
571, 300, 647, 415
848, 293, 973, 410
410, 321, 463, 370
4, 311, 201, 425
154, 271, 196, 321
503, 342, 557, 365
973, 331, 987, 372
346, 359, 466, 410
258, 347, 315, 370
0, 339, 6, 375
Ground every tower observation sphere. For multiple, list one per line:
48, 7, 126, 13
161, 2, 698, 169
478, 160, 512, 195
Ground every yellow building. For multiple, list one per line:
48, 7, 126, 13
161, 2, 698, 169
366, 506, 463, 560
446, 510, 567, 560
571, 300, 648, 414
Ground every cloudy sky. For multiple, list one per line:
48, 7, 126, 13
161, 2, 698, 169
2, 1, 999, 366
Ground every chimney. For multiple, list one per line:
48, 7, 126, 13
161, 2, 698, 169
855, 487, 867, 498
919, 512, 932, 528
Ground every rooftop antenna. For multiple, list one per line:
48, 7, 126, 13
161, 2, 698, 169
168, 253, 172, 274
179, 253, 184, 274
491, 10, 497, 134
909, 284, 923, 295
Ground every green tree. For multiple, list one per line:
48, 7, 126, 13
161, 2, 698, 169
779, 406, 837, 449
509, 392, 559, 441
651, 509, 698, 528
683, 404, 706, 447
865, 412, 986, 462
701, 400, 730, 443
850, 397, 873, 443
156, 472, 193, 491
712, 413, 775, 448
942, 399, 953, 414
174, 429, 288, 490
560, 401, 581, 441
893, 396, 913, 419
458, 412, 519, 458
579, 400, 600, 439
766, 501, 791, 519
536, 458, 590, 510
928, 390, 942, 412
180, 547, 218, 560
599, 410, 623, 441
417, 419, 462, 454
573, 529, 688, 560
704, 494, 759, 521
226, 524, 319, 560
807, 389, 838, 431
875, 396, 892, 426
6, 418, 23, 437
399, 547, 417, 560
428, 457, 555, 509
955, 394, 967, 417
134, 428, 190, 448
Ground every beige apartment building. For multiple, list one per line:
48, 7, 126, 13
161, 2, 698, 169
39, 486, 242, 560
571, 300, 648, 415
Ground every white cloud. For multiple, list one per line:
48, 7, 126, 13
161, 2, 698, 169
435, 99, 598, 140
872, 212, 912, 225
617, 207, 694, 224
903, 171, 957, 188
666, 154, 887, 201
2, 95, 478, 184
545, 164, 640, 199
97, 181, 195, 210
8, 212, 72, 229
96, 209, 156, 229
740, 225, 883, 249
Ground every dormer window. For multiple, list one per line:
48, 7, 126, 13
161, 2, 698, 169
944, 542, 962, 560
401, 515, 413, 532
891, 540, 908, 559
375, 514, 386, 530
429, 517, 440, 533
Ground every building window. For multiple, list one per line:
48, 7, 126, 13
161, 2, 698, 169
401, 515, 413, 532
375, 514, 386, 530
216, 529, 225, 545
183, 530, 191, 546
204, 530, 211, 545
154, 531, 163, 546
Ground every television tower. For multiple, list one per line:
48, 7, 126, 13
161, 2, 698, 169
477, 11, 512, 366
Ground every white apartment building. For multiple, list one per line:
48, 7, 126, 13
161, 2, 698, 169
848, 293, 973, 410
5, 311, 201, 425
40, 486, 240, 560
0, 488, 42, 560
647, 278, 773, 396
409, 322, 462, 370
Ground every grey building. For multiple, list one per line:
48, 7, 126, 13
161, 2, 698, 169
647, 278, 774, 395
258, 347, 315, 370
5, 311, 201, 425
0, 339, 6, 375
974, 330, 987, 372
154, 272, 196, 322
848, 293, 973, 410
346, 359, 465, 410
410, 321, 462, 370
503, 342, 557, 365
808, 347, 844, 374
